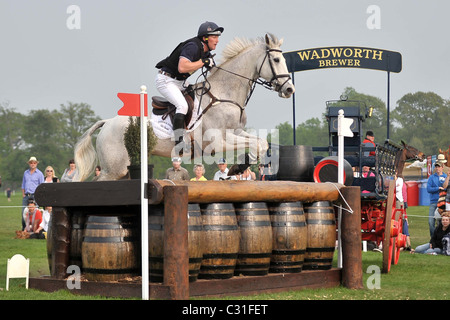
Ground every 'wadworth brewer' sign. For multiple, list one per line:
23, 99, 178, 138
283, 46, 402, 73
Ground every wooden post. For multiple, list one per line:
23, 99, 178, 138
51, 207, 70, 279
163, 185, 189, 300
340, 186, 364, 289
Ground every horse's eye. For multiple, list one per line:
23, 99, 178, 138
274, 58, 280, 63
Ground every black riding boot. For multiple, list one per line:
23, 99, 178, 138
173, 113, 186, 156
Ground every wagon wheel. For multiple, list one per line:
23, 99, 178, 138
382, 180, 396, 273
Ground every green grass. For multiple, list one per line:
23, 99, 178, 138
0, 193, 448, 300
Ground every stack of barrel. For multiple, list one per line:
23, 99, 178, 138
50, 200, 337, 283
148, 200, 337, 282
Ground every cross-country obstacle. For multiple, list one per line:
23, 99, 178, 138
31, 179, 363, 299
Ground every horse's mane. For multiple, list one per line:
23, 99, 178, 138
219, 33, 282, 65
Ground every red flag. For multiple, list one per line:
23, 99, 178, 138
117, 93, 148, 116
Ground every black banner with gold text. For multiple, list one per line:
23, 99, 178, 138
283, 46, 402, 73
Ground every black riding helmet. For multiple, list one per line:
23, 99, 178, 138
197, 21, 224, 38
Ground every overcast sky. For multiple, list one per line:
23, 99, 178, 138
1, 0, 449, 131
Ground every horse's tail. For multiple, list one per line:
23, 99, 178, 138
74, 120, 107, 181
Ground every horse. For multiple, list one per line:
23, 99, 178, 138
396, 140, 425, 176
439, 147, 449, 163
74, 34, 295, 181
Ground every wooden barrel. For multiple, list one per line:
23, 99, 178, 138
277, 145, 314, 182
148, 203, 204, 282
69, 211, 85, 269
82, 215, 140, 281
234, 202, 272, 276
199, 203, 240, 279
268, 201, 307, 273
303, 201, 336, 270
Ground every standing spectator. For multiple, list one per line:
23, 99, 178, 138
427, 162, 447, 237
399, 173, 411, 250
362, 131, 376, 156
443, 174, 450, 212
21, 156, 44, 230
43, 166, 59, 183
7, 187, 12, 202
395, 173, 404, 209
92, 165, 102, 181
61, 159, 78, 182
213, 158, 237, 181
165, 157, 190, 181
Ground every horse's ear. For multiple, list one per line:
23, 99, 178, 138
401, 140, 406, 146
279, 38, 284, 46
265, 34, 270, 45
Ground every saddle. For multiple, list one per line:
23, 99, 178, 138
151, 86, 195, 128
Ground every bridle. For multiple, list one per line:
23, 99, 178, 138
214, 46, 292, 104
188, 46, 291, 129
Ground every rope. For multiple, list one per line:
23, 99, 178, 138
325, 182, 354, 214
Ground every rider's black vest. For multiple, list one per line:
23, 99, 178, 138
155, 37, 209, 80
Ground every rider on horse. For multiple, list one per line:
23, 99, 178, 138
155, 21, 224, 154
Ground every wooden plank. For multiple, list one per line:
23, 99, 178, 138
35, 180, 344, 207
30, 269, 341, 299
35, 180, 141, 207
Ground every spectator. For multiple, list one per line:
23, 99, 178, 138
395, 173, 404, 209
43, 166, 59, 183
7, 187, 12, 202
61, 159, 78, 182
399, 173, 412, 251
362, 131, 376, 156
413, 212, 450, 255
213, 158, 237, 181
23, 201, 42, 234
443, 174, 450, 212
92, 165, 102, 181
238, 167, 256, 180
191, 164, 207, 181
427, 162, 447, 237
21, 156, 44, 230
30, 206, 52, 239
165, 157, 190, 181
258, 162, 276, 181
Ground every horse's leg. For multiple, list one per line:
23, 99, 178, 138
203, 130, 268, 164
230, 130, 269, 162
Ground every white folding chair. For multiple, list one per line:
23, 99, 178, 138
6, 254, 30, 291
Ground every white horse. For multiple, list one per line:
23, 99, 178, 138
74, 34, 295, 181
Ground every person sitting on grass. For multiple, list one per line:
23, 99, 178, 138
413, 212, 450, 255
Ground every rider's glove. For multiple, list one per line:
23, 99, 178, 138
201, 57, 215, 70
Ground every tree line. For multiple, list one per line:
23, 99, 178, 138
1, 88, 449, 189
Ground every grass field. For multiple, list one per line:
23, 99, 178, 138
0, 192, 448, 300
